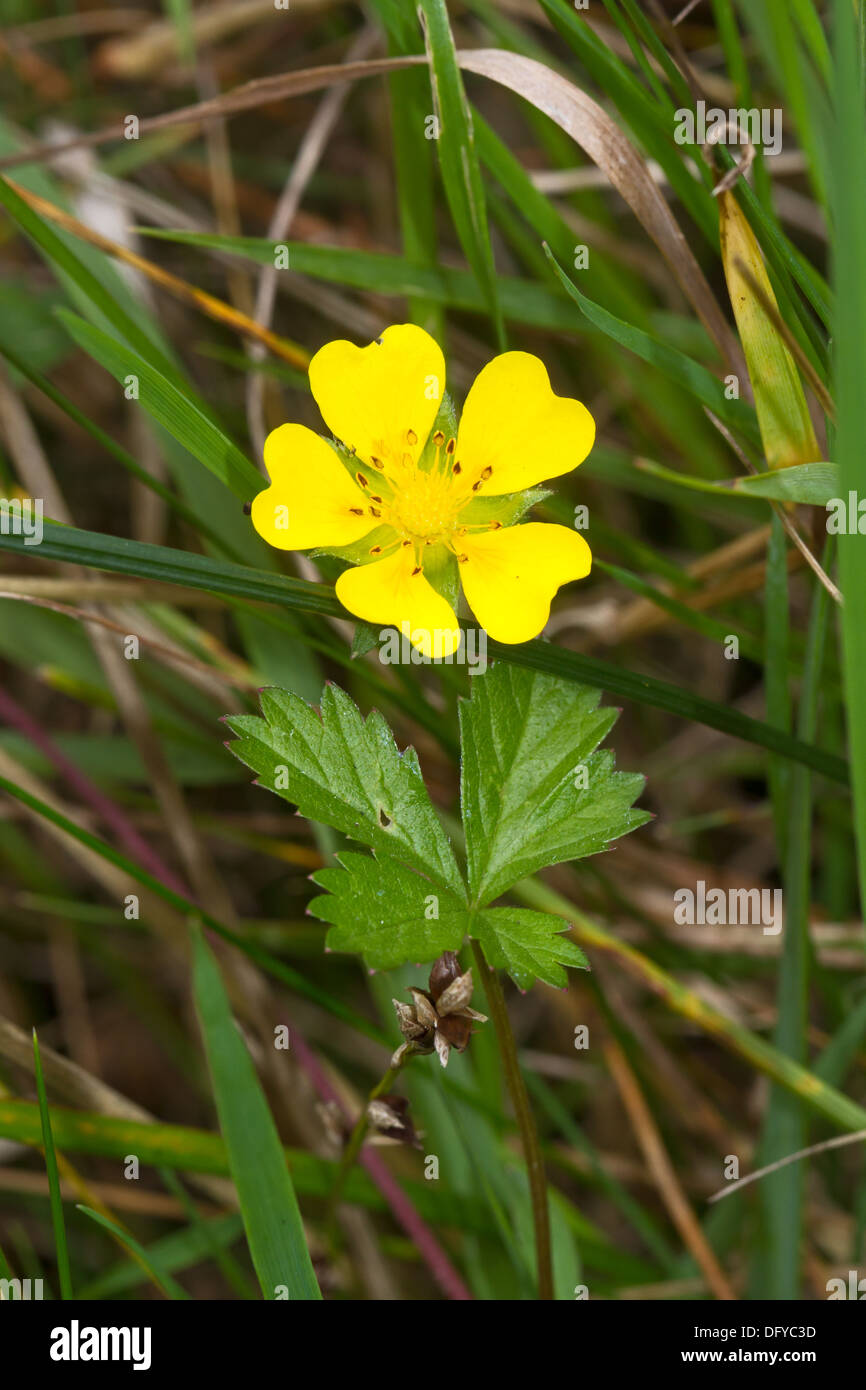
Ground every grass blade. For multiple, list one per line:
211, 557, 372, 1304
0, 523, 848, 782
32, 1029, 73, 1299
75, 1206, 189, 1299
191, 926, 321, 1300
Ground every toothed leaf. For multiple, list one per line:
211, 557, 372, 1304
460, 664, 649, 906
474, 907, 589, 990
310, 852, 470, 970
226, 684, 465, 896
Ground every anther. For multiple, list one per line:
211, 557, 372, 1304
445, 437, 456, 455
411, 566, 422, 576
370, 456, 384, 470
452, 461, 462, 475
401, 539, 412, 547
370, 506, 381, 517
481, 466, 493, 480
349, 508, 364, 516
356, 473, 369, 488
370, 545, 383, 554
458, 553, 468, 563
471, 480, 483, 491
370, 494, 383, 504
406, 428, 417, 445
489, 520, 502, 530
347, 446, 357, 457
433, 430, 445, 446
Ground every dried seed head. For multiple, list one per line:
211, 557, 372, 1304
428, 950, 461, 1001
436, 968, 474, 1018
434, 1029, 452, 1068
407, 987, 438, 1031
438, 1011, 472, 1052
393, 998, 420, 1034
367, 1095, 422, 1148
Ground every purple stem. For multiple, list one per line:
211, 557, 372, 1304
0, 686, 471, 1299
0, 687, 189, 896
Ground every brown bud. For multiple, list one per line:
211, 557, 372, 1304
428, 951, 461, 1001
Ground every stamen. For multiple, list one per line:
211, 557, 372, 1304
401, 539, 412, 547
452, 461, 462, 475
349, 508, 364, 516
370, 494, 383, 504
356, 473, 369, 488
457, 553, 468, 563
445, 437, 456, 455
370, 506, 381, 517
411, 565, 422, 576
370, 545, 383, 554
432, 430, 445, 446
406, 428, 418, 445
489, 520, 502, 530
480, 466, 493, 480
471, 480, 483, 491
370, 456, 384, 471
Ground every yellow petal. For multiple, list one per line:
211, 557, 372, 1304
459, 523, 591, 644
336, 547, 461, 658
250, 423, 373, 550
455, 351, 595, 494
308, 324, 446, 475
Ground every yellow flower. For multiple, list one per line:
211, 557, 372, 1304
250, 324, 594, 657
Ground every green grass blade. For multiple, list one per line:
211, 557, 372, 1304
0, 773, 389, 1044
830, 0, 866, 918
140, 229, 572, 333
418, 0, 504, 346
57, 310, 261, 501
545, 247, 761, 447
754, 566, 830, 1298
75, 1206, 188, 1299
0, 175, 177, 381
191, 926, 321, 1300
0, 523, 848, 782
32, 1029, 73, 1299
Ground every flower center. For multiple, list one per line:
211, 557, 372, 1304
355, 429, 499, 561
384, 466, 461, 545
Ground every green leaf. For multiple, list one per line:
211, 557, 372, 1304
736, 462, 839, 503
191, 927, 321, 1300
636, 458, 840, 505
226, 684, 465, 896
311, 851, 470, 970
460, 664, 648, 905
474, 907, 588, 990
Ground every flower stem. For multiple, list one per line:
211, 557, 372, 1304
470, 938, 553, 1300
327, 1047, 414, 1238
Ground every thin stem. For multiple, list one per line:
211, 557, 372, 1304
327, 1046, 415, 1236
470, 939, 553, 1300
